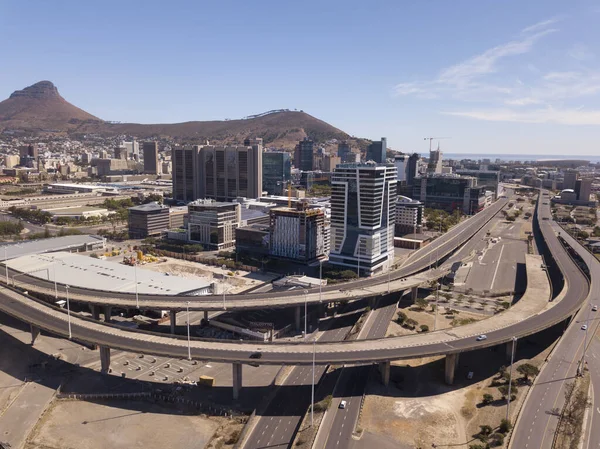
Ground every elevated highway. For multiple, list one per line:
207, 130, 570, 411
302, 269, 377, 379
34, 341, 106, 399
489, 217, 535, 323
0, 191, 590, 399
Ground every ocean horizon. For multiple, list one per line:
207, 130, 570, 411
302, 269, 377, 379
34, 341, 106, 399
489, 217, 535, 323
418, 153, 600, 163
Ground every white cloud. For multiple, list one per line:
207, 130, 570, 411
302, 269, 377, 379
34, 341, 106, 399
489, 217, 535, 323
444, 107, 600, 125
521, 18, 560, 34
568, 44, 594, 62
392, 17, 600, 125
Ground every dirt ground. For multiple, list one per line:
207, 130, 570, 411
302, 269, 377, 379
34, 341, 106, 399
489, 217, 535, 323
26, 400, 219, 449
386, 302, 484, 337
360, 328, 560, 448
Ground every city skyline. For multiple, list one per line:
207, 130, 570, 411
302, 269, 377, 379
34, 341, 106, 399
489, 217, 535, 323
1, 0, 600, 155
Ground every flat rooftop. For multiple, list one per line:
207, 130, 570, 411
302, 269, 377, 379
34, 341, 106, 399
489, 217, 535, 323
0, 235, 106, 260
6, 252, 213, 296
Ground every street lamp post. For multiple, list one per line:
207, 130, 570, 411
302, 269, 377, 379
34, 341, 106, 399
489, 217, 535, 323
134, 262, 139, 309
319, 260, 323, 302
222, 264, 227, 310
52, 257, 58, 299
65, 285, 72, 339
506, 336, 517, 421
304, 289, 308, 340
311, 336, 316, 426
186, 301, 191, 360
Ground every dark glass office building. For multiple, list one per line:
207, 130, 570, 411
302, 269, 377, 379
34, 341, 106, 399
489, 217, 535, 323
263, 152, 291, 195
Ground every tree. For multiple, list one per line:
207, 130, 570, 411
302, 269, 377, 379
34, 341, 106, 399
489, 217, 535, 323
415, 297, 428, 310
517, 363, 539, 381
396, 311, 407, 325
482, 393, 494, 405
498, 418, 512, 434
419, 324, 429, 332
404, 318, 418, 330
497, 384, 518, 399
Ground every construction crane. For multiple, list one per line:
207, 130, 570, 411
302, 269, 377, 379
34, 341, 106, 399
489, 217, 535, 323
424, 137, 451, 152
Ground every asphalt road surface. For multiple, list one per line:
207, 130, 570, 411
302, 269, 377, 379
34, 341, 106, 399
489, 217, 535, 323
510, 192, 593, 449
242, 311, 359, 449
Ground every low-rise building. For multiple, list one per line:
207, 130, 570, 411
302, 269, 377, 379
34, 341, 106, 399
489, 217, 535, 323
395, 195, 423, 235
169, 206, 188, 229
128, 202, 170, 239
187, 199, 241, 250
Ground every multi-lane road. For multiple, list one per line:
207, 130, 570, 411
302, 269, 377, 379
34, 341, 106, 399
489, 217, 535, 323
511, 191, 598, 449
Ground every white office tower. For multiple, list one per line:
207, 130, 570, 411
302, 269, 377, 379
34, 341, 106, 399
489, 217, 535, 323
394, 154, 409, 182
329, 162, 397, 276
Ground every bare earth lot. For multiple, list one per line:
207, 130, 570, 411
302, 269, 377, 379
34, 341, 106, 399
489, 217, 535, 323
26, 400, 218, 449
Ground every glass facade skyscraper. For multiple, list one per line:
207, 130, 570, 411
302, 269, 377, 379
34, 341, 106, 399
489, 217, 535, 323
263, 152, 291, 195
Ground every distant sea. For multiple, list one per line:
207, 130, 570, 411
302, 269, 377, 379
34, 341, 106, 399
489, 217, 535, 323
421, 153, 600, 163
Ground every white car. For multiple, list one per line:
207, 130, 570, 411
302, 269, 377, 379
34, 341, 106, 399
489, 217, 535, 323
593, 305, 598, 312
582, 325, 588, 331
339, 400, 347, 409
476, 335, 487, 341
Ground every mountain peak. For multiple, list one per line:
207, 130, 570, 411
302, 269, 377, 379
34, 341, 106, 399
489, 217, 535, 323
9, 80, 62, 100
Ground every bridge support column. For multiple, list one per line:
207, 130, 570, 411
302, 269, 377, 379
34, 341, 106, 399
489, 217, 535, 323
445, 353, 459, 385
295, 306, 301, 331
30, 324, 40, 346
103, 306, 112, 323
170, 310, 177, 334
232, 362, 242, 400
203, 310, 209, 323
90, 305, 100, 321
379, 361, 391, 387
411, 286, 418, 303
506, 338, 517, 362
100, 346, 111, 374
318, 303, 326, 318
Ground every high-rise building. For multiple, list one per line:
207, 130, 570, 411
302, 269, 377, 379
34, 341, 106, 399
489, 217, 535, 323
576, 178, 592, 202
394, 154, 409, 183
406, 153, 419, 186
114, 146, 127, 160
366, 138, 387, 164
329, 162, 397, 276
427, 146, 442, 174
81, 152, 92, 165
269, 202, 326, 264
18, 145, 38, 168
172, 141, 263, 202
263, 152, 291, 195
4, 155, 20, 168
123, 140, 139, 159
323, 155, 341, 172
187, 199, 241, 250
294, 137, 314, 171
143, 141, 159, 174
337, 141, 352, 162
563, 171, 578, 190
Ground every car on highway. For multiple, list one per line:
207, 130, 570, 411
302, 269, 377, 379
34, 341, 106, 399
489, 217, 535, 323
476, 335, 487, 341
339, 400, 347, 409
593, 305, 598, 312
581, 325, 588, 331
249, 352, 262, 359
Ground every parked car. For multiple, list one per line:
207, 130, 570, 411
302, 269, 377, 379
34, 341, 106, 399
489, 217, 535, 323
582, 325, 588, 331
592, 305, 598, 312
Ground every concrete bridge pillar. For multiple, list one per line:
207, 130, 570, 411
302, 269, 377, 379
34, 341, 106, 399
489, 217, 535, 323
295, 306, 301, 332
506, 338, 517, 362
100, 346, 111, 374
232, 362, 243, 400
445, 353, 460, 385
379, 361, 391, 387
30, 324, 40, 346
411, 286, 418, 303
203, 310, 209, 323
103, 306, 112, 323
90, 305, 100, 321
170, 310, 177, 334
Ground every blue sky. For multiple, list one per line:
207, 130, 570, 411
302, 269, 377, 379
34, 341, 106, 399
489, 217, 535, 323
1, 0, 599, 155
